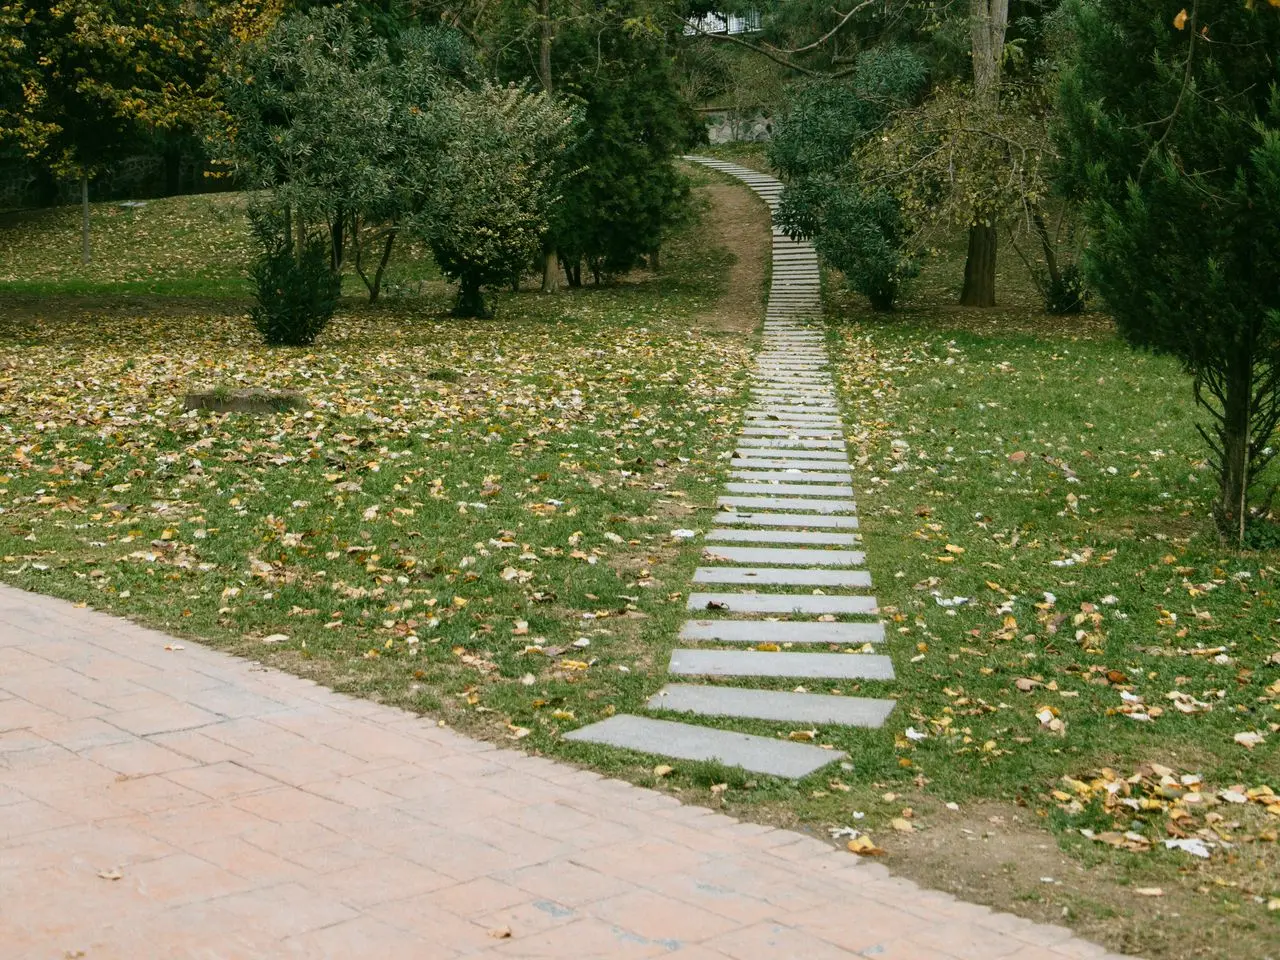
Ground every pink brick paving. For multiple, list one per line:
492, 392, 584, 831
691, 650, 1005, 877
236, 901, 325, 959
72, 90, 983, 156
0, 585, 1135, 959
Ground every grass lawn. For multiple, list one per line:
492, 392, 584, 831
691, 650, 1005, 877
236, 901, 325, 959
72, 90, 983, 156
810, 255, 1279, 958
1, 170, 1275, 959
0, 168, 762, 780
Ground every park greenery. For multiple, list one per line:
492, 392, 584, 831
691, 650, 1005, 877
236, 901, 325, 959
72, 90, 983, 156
2, 1, 1280, 954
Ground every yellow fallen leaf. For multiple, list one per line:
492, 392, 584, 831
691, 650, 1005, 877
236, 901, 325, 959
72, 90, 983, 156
756, 642, 780, 651
847, 835, 885, 856
488, 926, 512, 939
550, 710, 575, 720
1135, 887, 1164, 897
1173, 8, 1188, 29
891, 818, 914, 833
653, 764, 673, 777
788, 729, 817, 742
944, 544, 965, 554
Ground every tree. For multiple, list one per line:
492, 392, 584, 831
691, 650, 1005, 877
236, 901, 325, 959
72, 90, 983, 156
771, 46, 928, 310
960, 0, 1009, 306
1056, 0, 1280, 541
410, 81, 579, 317
0, 0, 231, 263
543, 15, 695, 286
218, 5, 458, 300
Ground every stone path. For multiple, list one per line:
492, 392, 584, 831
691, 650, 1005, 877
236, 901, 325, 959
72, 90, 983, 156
566, 157, 894, 780
0, 587, 1126, 959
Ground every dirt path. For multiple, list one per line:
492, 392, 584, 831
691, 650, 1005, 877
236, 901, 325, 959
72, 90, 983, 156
697, 180, 771, 333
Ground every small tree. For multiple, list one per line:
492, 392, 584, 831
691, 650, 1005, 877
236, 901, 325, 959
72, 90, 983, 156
771, 47, 928, 311
545, 18, 694, 286
411, 81, 578, 317
1056, 0, 1280, 541
218, 6, 453, 299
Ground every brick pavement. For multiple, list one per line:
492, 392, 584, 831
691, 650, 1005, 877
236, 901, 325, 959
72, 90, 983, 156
0, 586, 1133, 958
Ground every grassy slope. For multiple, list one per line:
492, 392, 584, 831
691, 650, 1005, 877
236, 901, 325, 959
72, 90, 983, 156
0, 192, 440, 298
815, 253, 1280, 958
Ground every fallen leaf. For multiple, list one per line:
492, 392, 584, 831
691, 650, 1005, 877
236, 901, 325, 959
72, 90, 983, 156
261, 633, 289, 644
1134, 887, 1164, 897
653, 764, 673, 777
847, 835, 885, 856
488, 926, 512, 939
97, 869, 122, 881
891, 818, 914, 833
1173, 7, 1188, 29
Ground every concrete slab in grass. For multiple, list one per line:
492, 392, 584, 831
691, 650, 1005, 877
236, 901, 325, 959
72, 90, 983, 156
562, 714, 844, 779
724, 482, 855, 497
732, 450, 849, 464
735, 438, 845, 451
707, 528, 858, 545
681, 618, 885, 645
739, 428, 842, 440
703, 545, 865, 566
688, 593, 878, 615
647, 685, 896, 728
728, 470, 853, 483
717, 496, 857, 513
693, 567, 872, 588
714, 511, 860, 529
669, 649, 895, 681
729, 458, 849, 471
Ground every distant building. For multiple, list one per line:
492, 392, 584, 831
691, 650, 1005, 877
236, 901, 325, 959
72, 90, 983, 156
683, 11, 762, 36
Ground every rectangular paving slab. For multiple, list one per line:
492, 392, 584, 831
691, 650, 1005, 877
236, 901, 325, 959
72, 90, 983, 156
707, 528, 858, 545
681, 619, 885, 645
669, 649, 895, 681
687, 593, 879, 615
647, 685, 896, 728
729, 470, 854, 483
724, 482, 855, 497
714, 511, 860, 529
694, 567, 873, 587
739, 428, 842, 440
562, 714, 844, 779
717, 496, 857, 513
736, 435, 845, 448
701, 545, 866, 566
732, 450, 849, 463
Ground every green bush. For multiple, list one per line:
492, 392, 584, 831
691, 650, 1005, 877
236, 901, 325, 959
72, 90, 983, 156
1043, 263, 1087, 316
249, 217, 341, 347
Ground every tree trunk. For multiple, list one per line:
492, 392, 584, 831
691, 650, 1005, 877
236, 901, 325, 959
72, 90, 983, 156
961, 0, 1009, 307
354, 217, 397, 303
330, 208, 345, 271
80, 173, 91, 265
537, 0, 559, 295
649, 246, 660, 272
1217, 354, 1253, 544
295, 213, 306, 265
959, 223, 998, 307
453, 274, 490, 318
563, 258, 582, 288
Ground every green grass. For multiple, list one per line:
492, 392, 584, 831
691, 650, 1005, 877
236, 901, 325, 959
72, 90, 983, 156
0, 182, 756, 763
0, 191, 442, 298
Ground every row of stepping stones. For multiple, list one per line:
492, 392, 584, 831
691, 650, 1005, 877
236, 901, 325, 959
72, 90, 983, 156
565, 158, 894, 780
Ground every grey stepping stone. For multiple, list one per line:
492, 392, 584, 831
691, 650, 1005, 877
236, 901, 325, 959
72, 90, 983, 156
681, 619, 885, 645
688, 593, 878, 615
729, 458, 848, 471
739, 427, 840, 439
735, 438, 846, 451
563, 714, 843, 779
749, 406, 839, 416
714, 511, 860, 529
733, 449, 849, 462
729, 470, 853, 483
647, 685, 896, 728
694, 567, 872, 587
708, 529, 859, 546
669, 649, 895, 681
717, 496, 856, 513
724, 482, 855, 497
701, 545, 865, 566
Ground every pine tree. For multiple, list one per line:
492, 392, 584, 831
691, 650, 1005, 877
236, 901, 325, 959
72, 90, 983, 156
1056, 0, 1280, 540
